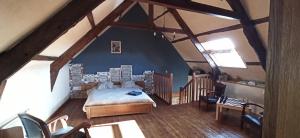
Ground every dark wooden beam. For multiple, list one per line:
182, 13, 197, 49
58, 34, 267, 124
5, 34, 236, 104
168, 9, 220, 79
0, 80, 7, 100
185, 60, 208, 64
226, 0, 267, 70
50, 1, 134, 90
148, 4, 154, 26
110, 22, 186, 34
253, 16, 269, 24
172, 16, 269, 43
0, 0, 105, 83
32, 55, 58, 61
133, 0, 239, 19
153, 10, 169, 21
185, 60, 261, 66
245, 62, 261, 66
87, 12, 96, 28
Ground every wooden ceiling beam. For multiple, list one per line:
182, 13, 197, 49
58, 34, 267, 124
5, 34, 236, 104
185, 60, 208, 64
245, 62, 261, 66
148, 4, 154, 26
110, 22, 185, 34
185, 60, 261, 66
50, 1, 134, 90
168, 9, 220, 79
32, 55, 58, 61
0, 0, 105, 83
87, 12, 96, 28
133, 0, 239, 19
153, 10, 169, 21
0, 80, 7, 100
172, 16, 269, 43
226, 0, 267, 70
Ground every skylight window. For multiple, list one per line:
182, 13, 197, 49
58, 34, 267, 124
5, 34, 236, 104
199, 38, 246, 68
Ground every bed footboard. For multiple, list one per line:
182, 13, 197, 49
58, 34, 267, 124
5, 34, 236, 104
85, 102, 153, 119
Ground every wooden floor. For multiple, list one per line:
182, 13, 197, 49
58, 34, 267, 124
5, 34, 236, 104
50, 96, 258, 138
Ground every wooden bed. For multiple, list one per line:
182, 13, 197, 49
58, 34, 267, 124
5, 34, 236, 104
85, 102, 153, 119
83, 72, 173, 119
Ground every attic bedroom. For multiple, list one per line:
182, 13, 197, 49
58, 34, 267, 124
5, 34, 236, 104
0, 0, 299, 138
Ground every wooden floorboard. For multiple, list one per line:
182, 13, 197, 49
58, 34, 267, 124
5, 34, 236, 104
50, 97, 258, 138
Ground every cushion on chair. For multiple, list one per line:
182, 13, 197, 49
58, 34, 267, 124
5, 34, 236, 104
242, 114, 262, 127
19, 115, 46, 138
206, 96, 218, 104
51, 126, 86, 138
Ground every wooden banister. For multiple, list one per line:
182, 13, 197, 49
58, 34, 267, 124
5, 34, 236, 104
179, 74, 214, 104
153, 72, 173, 105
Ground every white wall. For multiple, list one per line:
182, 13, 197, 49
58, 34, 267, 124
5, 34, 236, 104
0, 61, 70, 125
223, 82, 264, 105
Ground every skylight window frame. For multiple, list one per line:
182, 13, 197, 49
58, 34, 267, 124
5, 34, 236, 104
199, 38, 247, 69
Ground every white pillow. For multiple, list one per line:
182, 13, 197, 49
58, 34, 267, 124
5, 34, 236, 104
122, 81, 137, 88
97, 82, 107, 90
97, 81, 115, 90
106, 81, 114, 89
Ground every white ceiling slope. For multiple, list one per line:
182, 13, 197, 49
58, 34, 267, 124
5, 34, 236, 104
140, 0, 269, 81
0, 0, 71, 53
1, 0, 269, 81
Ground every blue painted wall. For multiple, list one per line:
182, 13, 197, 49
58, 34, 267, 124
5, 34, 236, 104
72, 4, 190, 91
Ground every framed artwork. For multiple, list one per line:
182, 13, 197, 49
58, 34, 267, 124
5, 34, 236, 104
111, 41, 121, 54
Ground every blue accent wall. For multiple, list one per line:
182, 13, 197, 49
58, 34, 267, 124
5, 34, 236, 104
72, 4, 190, 91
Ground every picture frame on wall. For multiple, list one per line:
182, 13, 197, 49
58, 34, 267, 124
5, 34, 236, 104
111, 41, 121, 54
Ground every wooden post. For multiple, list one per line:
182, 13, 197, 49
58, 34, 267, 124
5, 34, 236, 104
179, 87, 183, 104
192, 72, 196, 102
263, 0, 300, 137
169, 73, 173, 105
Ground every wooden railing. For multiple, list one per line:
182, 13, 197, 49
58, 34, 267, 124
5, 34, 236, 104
153, 73, 173, 105
179, 79, 194, 104
179, 73, 213, 104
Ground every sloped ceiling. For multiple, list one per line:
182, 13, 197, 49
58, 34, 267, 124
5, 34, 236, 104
139, 1, 269, 81
0, 0, 70, 53
0, 0, 269, 81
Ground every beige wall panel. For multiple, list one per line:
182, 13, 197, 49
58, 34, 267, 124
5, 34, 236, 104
178, 10, 239, 34
41, 18, 91, 57
0, 0, 70, 53
241, 0, 270, 19
220, 66, 265, 81
0, 61, 70, 124
187, 62, 211, 73
139, 2, 148, 14
173, 40, 205, 61
93, 0, 125, 24
256, 23, 269, 48
154, 13, 181, 29
191, 0, 232, 10
140, 3, 181, 29
197, 29, 260, 62
153, 5, 168, 18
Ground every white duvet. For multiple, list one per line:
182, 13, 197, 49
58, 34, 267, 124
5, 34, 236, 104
83, 88, 156, 112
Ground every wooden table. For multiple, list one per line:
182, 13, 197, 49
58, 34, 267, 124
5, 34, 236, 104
216, 98, 247, 120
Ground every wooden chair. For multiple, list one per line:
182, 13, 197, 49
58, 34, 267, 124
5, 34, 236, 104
241, 103, 264, 138
199, 82, 226, 110
18, 113, 91, 138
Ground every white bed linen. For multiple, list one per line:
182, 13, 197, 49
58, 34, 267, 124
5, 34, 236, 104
83, 88, 156, 112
